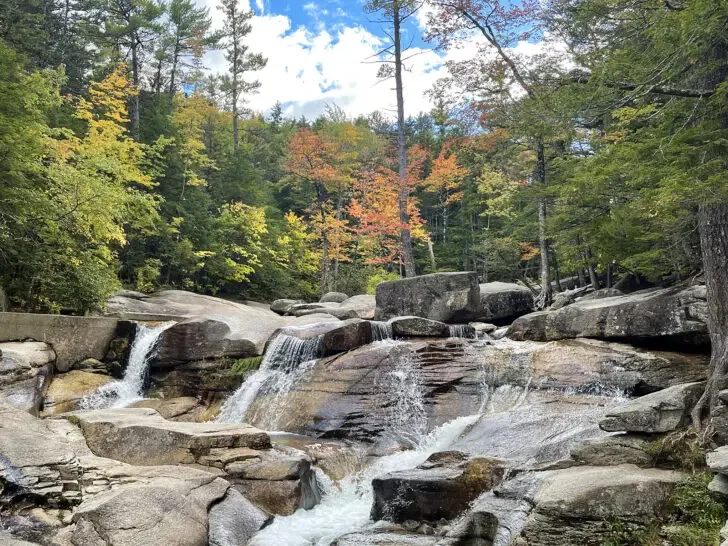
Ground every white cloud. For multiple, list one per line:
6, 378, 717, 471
199, 0, 447, 119
195, 1, 566, 120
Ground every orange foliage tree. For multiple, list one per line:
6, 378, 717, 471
349, 145, 426, 268
285, 128, 353, 293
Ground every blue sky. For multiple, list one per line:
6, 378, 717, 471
198, 0, 449, 119
199, 0, 552, 119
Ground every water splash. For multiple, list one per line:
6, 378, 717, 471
370, 321, 393, 341
448, 324, 475, 339
216, 334, 323, 424
248, 414, 480, 546
81, 322, 174, 409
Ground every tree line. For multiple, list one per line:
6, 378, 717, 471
0, 0, 725, 319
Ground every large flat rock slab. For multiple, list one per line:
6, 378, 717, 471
70, 467, 230, 546
0, 313, 122, 372
65, 407, 271, 465
507, 284, 708, 347
599, 381, 705, 433
517, 465, 685, 545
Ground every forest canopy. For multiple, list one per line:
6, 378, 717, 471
0, 0, 725, 315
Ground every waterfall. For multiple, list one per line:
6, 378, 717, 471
370, 321, 393, 341
81, 321, 174, 410
448, 324, 475, 339
378, 347, 426, 448
216, 334, 324, 424
248, 414, 480, 546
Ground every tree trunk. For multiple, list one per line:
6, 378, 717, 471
536, 139, 551, 305
320, 205, 330, 294
333, 190, 343, 285
393, 2, 415, 277
553, 253, 563, 293
692, 203, 728, 428
606, 262, 613, 289
231, 8, 240, 156
587, 258, 599, 290
317, 185, 331, 294
427, 237, 436, 272
232, 84, 239, 156
578, 268, 586, 288
169, 39, 180, 100
130, 38, 140, 139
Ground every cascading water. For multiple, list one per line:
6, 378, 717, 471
448, 324, 475, 339
81, 321, 174, 409
376, 345, 427, 448
370, 321, 393, 341
216, 334, 323, 424
248, 414, 480, 546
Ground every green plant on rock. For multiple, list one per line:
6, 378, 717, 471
603, 520, 661, 546
664, 472, 725, 546
602, 472, 725, 546
644, 429, 707, 472
230, 356, 263, 375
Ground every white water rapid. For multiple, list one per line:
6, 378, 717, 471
248, 413, 480, 546
81, 321, 174, 409
216, 334, 323, 424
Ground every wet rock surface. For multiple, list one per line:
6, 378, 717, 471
41, 370, 114, 416
244, 338, 706, 442
371, 452, 505, 523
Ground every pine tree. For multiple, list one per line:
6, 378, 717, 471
218, 0, 266, 155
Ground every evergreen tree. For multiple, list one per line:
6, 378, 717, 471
218, 0, 266, 155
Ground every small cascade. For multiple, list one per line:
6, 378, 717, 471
248, 414, 480, 546
448, 324, 475, 339
369, 321, 393, 342
378, 347, 426, 448
216, 334, 324, 424
81, 321, 174, 409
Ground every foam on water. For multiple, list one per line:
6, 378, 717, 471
249, 413, 480, 546
81, 321, 174, 409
